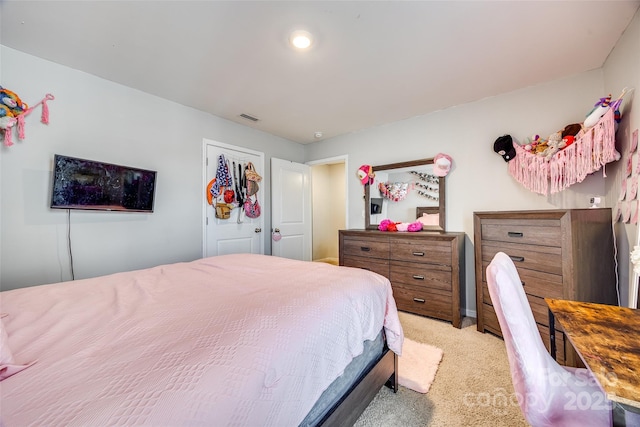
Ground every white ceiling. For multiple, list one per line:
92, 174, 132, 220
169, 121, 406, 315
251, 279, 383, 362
2, 1, 639, 144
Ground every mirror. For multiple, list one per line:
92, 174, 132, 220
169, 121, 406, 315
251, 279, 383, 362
365, 158, 446, 231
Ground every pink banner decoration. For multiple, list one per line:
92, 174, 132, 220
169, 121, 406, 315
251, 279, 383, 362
508, 108, 619, 195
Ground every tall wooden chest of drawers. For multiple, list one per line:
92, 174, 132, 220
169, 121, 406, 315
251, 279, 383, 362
473, 209, 617, 366
339, 230, 465, 328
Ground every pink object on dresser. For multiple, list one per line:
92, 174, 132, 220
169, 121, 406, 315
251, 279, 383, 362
0, 254, 403, 426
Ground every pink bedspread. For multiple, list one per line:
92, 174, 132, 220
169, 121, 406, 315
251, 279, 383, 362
0, 254, 403, 426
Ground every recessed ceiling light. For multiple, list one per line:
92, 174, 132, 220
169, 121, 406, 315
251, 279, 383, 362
290, 30, 313, 50
314, 131, 323, 139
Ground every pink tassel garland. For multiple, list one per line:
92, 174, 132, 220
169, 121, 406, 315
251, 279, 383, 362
508, 108, 619, 195
2, 93, 54, 145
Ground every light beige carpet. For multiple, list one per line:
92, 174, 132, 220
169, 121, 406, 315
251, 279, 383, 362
355, 312, 528, 427
398, 338, 443, 394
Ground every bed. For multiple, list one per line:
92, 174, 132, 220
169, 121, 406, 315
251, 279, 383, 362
0, 254, 404, 426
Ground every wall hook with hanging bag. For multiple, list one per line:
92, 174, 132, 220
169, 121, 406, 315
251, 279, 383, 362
242, 162, 261, 218
244, 195, 261, 219
222, 158, 235, 204
211, 154, 234, 220
234, 160, 245, 223
245, 162, 261, 196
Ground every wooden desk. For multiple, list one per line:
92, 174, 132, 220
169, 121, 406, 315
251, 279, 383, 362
546, 298, 640, 423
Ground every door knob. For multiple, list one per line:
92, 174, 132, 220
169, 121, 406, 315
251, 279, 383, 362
272, 228, 282, 242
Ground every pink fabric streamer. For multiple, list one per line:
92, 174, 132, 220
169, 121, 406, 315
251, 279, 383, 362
3, 93, 55, 144
2, 117, 17, 147
508, 108, 619, 195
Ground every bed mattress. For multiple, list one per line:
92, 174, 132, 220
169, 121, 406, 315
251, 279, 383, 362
0, 254, 403, 426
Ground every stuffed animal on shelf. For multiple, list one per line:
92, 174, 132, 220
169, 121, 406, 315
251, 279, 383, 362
532, 135, 548, 155
584, 95, 612, 129
543, 137, 563, 160
561, 123, 582, 139
562, 135, 575, 148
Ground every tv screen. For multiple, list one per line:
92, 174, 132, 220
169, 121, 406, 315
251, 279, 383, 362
50, 154, 157, 212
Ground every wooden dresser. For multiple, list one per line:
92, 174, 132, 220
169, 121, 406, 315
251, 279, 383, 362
473, 209, 617, 366
339, 230, 465, 328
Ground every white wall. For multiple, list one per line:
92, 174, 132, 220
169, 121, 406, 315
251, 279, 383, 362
0, 47, 304, 290
306, 69, 617, 315
3, 8, 638, 309
603, 9, 640, 307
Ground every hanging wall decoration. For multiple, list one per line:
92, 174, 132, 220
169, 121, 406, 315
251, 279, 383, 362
615, 127, 640, 224
357, 164, 375, 185
505, 89, 632, 196
0, 86, 55, 147
409, 170, 438, 183
379, 181, 411, 202
409, 170, 439, 201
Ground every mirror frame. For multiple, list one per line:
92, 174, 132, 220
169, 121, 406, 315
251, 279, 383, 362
364, 158, 446, 231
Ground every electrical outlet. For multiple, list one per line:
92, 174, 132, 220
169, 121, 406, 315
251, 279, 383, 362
590, 196, 601, 208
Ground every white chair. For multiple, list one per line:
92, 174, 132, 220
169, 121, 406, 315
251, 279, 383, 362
485, 251, 613, 427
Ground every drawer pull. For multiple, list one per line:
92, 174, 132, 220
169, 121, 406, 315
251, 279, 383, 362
413, 298, 425, 303
412, 275, 425, 280
509, 255, 525, 262
412, 251, 425, 257
360, 247, 371, 252
508, 231, 524, 238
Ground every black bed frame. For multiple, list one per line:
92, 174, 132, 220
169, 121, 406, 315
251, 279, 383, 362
317, 347, 398, 427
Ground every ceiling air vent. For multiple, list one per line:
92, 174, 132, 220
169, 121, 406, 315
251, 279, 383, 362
239, 113, 259, 122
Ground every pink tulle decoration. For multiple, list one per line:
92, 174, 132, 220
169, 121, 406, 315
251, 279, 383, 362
396, 222, 409, 232
378, 219, 392, 231
407, 222, 423, 232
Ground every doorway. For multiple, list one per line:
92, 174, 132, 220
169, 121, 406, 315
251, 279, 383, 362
308, 156, 348, 265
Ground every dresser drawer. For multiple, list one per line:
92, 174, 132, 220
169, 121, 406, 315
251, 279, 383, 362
392, 283, 452, 321
481, 241, 562, 276
340, 229, 464, 328
474, 209, 617, 367
390, 260, 451, 291
481, 220, 562, 247
481, 302, 566, 365
389, 238, 452, 265
538, 324, 566, 366
480, 303, 502, 337
481, 261, 563, 300
343, 255, 389, 278
483, 281, 555, 327
342, 237, 389, 259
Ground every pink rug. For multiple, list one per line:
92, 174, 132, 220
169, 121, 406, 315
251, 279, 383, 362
398, 338, 444, 393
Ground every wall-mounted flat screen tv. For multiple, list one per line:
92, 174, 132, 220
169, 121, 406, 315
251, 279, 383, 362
50, 154, 157, 212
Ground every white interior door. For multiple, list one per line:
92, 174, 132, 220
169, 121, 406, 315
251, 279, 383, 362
271, 158, 312, 261
203, 140, 264, 257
